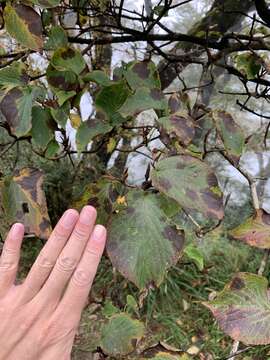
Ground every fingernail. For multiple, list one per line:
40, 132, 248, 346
10, 223, 24, 237
62, 209, 78, 229
92, 225, 106, 242
80, 206, 96, 225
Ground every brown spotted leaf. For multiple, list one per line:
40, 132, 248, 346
101, 313, 145, 356
0, 168, 51, 240
51, 47, 86, 75
151, 155, 224, 224
0, 87, 34, 137
72, 178, 126, 225
157, 111, 196, 146
123, 60, 161, 90
212, 110, 245, 165
204, 272, 270, 345
107, 189, 185, 289
4, 4, 43, 51
230, 209, 270, 248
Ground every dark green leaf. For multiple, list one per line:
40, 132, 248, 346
31, 106, 55, 149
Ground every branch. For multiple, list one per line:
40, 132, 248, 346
255, 0, 270, 27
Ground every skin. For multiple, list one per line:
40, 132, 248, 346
0, 205, 107, 360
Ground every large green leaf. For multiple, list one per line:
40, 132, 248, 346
51, 47, 86, 75
204, 273, 270, 345
95, 81, 130, 124
72, 178, 126, 225
123, 60, 161, 90
100, 313, 145, 356
120, 87, 167, 117
230, 209, 270, 248
0, 87, 34, 137
31, 106, 56, 149
157, 112, 196, 146
188, 114, 213, 154
0, 62, 29, 87
76, 118, 112, 153
107, 190, 185, 289
4, 4, 43, 51
151, 155, 224, 224
0, 168, 52, 240
212, 110, 245, 165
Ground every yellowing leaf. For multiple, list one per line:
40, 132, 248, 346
0, 168, 51, 240
4, 4, 43, 51
70, 113, 81, 129
116, 195, 127, 206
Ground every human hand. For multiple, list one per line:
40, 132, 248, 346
0, 206, 106, 360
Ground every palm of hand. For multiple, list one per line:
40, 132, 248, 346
0, 206, 106, 360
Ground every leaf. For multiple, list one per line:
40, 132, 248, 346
69, 113, 81, 129
0, 168, 52, 240
204, 272, 270, 345
51, 47, 86, 75
50, 101, 70, 128
45, 139, 60, 157
107, 189, 185, 289
235, 53, 261, 79
83, 70, 111, 86
44, 25, 68, 50
230, 209, 270, 248
95, 81, 130, 124
123, 60, 161, 90
188, 114, 213, 154
151, 155, 224, 224
72, 178, 125, 225
212, 110, 245, 165
4, 4, 43, 51
55, 90, 76, 106
157, 112, 196, 146
184, 244, 204, 271
46, 64, 79, 93
0, 62, 29, 87
76, 118, 112, 153
30, 0, 61, 8
120, 87, 167, 117
31, 106, 55, 149
0, 87, 34, 137
100, 313, 145, 356
168, 93, 182, 114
